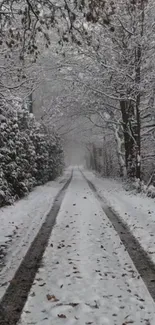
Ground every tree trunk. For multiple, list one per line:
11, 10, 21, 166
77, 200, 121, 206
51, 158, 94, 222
120, 97, 141, 179
120, 99, 136, 178
113, 124, 126, 177
26, 93, 33, 113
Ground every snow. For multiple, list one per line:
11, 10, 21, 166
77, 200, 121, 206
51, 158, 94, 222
0, 98, 64, 206
0, 170, 70, 300
19, 169, 155, 325
84, 170, 155, 265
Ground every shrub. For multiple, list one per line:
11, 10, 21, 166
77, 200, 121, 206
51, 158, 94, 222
0, 97, 64, 206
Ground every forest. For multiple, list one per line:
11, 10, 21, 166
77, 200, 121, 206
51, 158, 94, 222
1, 3, 155, 324
1, 0, 155, 204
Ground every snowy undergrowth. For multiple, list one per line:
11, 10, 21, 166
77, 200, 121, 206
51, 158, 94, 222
131, 178, 155, 198
84, 170, 155, 266
0, 170, 70, 300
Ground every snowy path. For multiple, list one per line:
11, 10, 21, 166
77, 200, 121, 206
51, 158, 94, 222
19, 169, 155, 325
84, 171, 155, 266
0, 170, 71, 300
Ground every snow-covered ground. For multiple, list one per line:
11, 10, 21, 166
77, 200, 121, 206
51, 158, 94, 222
0, 170, 71, 300
84, 170, 155, 265
19, 169, 155, 325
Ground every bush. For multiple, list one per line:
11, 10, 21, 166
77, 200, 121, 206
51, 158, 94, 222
0, 97, 64, 206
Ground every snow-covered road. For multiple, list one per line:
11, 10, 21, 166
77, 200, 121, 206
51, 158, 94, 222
84, 171, 155, 266
19, 169, 155, 325
0, 170, 71, 300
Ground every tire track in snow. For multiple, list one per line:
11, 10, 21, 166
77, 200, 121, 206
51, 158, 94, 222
0, 172, 72, 325
82, 170, 155, 302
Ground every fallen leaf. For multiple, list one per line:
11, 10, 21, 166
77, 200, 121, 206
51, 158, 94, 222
58, 314, 66, 318
68, 303, 79, 307
46, 294, 59, 302
39, 283, 46, 287
0, 282, 8, 287
76, 276, 82, 279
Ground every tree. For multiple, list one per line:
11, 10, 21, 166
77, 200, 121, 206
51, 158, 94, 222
53, 0, 155, 180
3, 0, 155, 184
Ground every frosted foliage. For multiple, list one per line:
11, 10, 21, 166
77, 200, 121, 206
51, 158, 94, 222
0, 97, 64, 207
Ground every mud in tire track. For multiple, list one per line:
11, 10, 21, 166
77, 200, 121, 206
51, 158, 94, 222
0, 173, 72, 325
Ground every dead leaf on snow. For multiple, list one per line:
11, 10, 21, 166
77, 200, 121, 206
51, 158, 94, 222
46, 294, 59, 302
1, 282, 8, 287
145, 320, 151, 325
68, 303, 79, 307
57, 243, 65, 249
76, 276, 82, 279
58, 314, 67, 318
39, 282, 46, 287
